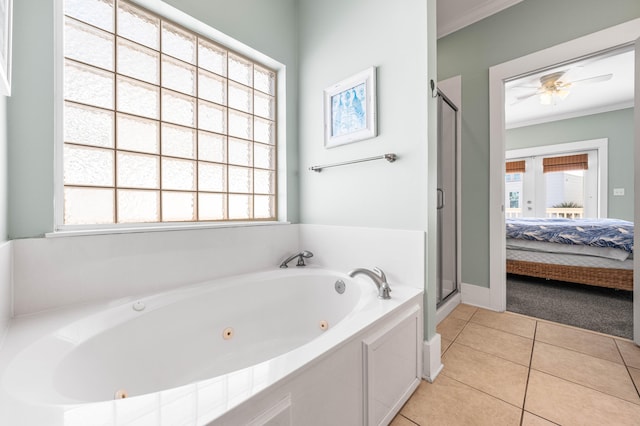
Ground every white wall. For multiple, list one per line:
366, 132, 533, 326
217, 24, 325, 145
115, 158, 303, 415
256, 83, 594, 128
297, 0, 429, 231
0, 96, 9, 345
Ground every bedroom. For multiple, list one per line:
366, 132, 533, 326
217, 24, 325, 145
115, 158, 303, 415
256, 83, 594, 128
503, 44, 635, 338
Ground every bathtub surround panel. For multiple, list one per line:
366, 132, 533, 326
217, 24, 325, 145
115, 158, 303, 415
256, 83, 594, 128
0, 241, 11, 347
298, 224, 425, 290
12, 224, 297, 315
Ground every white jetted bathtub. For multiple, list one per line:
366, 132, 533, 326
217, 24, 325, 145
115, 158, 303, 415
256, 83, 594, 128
0, 267, 423, 425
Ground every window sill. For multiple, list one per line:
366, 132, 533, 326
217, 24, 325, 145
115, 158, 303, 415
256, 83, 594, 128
46, 221, 292, 238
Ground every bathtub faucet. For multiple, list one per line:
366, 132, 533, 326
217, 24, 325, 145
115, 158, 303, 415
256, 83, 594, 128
279, 251, 314, 268
348, 267, 392, 299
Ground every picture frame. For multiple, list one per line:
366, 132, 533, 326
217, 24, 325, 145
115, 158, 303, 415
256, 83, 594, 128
323, 66, 377, 148
0, 0, 12, 97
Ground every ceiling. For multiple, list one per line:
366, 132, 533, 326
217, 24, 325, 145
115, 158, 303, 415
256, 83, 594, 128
437, 0, 635, 129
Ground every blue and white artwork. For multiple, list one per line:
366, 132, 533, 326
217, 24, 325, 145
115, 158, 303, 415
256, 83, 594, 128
331, 82, 367, 137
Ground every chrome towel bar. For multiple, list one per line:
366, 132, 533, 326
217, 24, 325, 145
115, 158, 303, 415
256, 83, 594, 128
309, 153, 397, 173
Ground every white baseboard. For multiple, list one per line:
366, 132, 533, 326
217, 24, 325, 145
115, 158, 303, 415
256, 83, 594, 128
460, 282, 494, 310
436, 292, 461, 324
422, 334, 443, 383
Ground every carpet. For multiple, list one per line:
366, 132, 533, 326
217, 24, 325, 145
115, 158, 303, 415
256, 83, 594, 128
507, 274, 633, 339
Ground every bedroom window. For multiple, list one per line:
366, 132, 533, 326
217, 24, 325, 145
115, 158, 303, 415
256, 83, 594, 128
60, 0, 278, 227
506, 144, 603, 219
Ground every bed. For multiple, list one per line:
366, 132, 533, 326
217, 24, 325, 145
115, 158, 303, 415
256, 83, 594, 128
506, 218, 634, 291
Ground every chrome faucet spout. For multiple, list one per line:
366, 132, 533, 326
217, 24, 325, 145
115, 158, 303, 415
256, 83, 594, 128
348, 267, 392, 299
280, 251, 314, 268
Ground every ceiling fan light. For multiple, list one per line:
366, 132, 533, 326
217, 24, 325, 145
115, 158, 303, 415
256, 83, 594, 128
539, 92, 552, 105
557, 89, 570, 100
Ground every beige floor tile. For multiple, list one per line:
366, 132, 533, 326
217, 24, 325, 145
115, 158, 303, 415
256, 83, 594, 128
449, 303, 478, 321
436, 316, 467, 341
525, 370, 640, 426
389, 414, 416, 426
629, 366, 640, 391
442, 342, 529, 407
616, 339, 640, 369
521, 411, 557, 425
531, 341, 639, 404
455, 322, 533, 366
535, 321, 622, 364
400, 376, 521, 426
471, 308, 536, 339
441, 337, 453, 355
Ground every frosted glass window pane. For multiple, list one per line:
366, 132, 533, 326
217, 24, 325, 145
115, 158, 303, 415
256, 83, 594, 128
199, 193, 226, 221
64, 102, 114, 148
162, 158, 195, 190
162, 124, 195, 159
65, 0, 114, 32
117, 113, 159, 154
117, 190, 159, 223
117, 38, 159, 84
254, 66, 275, 95
198, 131, 226, 163
228, 138, 252, 167
65, 18, 114, 71
117, 76, 159, 119
228, 166, 252, 194
162, 90, 195, 127
254, 169, 275, 195
228, 81, 252, 114
254, 195, 275, 219
254, 92, 275, 120
65, 61, 114, 109
228, 54, 252, 86
117, 2, 159, 49
198, 101, 226, 134
253, 143, 274, 170
254, 117, 275, 145
228, 194, 251, 220
198, 162, 226, 192
64, 145, 114, 186
162, 55, 196, 96
228, 110, 252, 140
198, 70, 226, 104
117, 152, 159, 189
162, 192, 195, 221
162, 22, 196, 64
199, 40, 226, 76
64, 187, 114, 224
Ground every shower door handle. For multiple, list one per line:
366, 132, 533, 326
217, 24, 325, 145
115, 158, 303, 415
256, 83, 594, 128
437, 189, 445, 210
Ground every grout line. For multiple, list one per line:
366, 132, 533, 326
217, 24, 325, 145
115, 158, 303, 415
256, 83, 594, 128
398, 413, 420, 426
440, 373, 525, 411
520, 321, 538, 425
523, 410, 561, 425
534, 338, 624, 366
451, 340, 531, 368
615, 339, 640, 398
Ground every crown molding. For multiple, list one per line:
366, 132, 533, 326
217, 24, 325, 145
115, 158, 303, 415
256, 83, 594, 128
438, 0, 523, 39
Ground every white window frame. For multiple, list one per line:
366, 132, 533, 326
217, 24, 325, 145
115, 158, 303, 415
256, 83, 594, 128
506, 139, 608, 218
52, 0, 288, 236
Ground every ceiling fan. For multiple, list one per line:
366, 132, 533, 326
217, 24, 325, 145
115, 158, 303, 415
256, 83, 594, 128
512, 70, 613, 105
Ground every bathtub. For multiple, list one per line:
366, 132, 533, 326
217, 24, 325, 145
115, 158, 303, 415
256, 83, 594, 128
0, 267, 423, 425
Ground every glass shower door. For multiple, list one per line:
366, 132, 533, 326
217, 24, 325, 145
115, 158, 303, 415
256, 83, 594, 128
437, 92, 458, 306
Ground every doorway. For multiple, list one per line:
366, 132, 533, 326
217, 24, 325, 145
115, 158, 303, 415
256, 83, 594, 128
488, 19, 640, 343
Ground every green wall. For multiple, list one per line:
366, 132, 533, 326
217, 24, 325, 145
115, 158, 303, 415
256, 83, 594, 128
7, 0, 299, 238
507, 108, 634, 221
438, 0, 640, 288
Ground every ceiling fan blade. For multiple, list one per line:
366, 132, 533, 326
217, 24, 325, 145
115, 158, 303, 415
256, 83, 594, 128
510, 91, 539, 105
570, 73, 613, 85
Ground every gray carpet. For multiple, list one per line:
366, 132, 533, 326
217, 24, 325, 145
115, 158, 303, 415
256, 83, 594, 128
507, 274, 633, 339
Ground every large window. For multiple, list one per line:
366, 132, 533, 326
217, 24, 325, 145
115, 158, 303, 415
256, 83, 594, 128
61, 0, 277, 226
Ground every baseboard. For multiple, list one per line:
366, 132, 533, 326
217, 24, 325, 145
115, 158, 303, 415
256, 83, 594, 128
436, 292, 461, 324
422, 334, 443, 383
461, 282, 494, 310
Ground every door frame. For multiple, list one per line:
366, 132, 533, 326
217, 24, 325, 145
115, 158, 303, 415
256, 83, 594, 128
488, 18, 640, 344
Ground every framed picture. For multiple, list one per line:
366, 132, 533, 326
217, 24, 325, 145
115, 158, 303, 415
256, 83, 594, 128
324, 66, 377, 148
0, 0, 12, 96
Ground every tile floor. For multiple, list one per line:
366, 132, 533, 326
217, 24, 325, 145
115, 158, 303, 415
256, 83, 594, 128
392, 304, 640, 426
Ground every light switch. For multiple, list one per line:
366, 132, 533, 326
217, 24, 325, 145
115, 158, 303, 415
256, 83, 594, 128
613, 188, 625, 196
